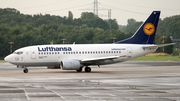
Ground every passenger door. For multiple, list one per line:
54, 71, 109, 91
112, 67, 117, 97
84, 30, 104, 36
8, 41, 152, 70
30, 48, 36, 59
127, 47, 132, 58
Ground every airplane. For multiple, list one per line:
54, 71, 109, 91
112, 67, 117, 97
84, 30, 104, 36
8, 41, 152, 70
4, 11, 175, 73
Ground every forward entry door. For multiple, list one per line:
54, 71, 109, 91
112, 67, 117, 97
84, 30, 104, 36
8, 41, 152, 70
31, 48, 36, 59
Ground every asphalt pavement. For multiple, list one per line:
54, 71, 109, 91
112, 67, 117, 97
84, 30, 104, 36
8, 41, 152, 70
0, 61, 180, 101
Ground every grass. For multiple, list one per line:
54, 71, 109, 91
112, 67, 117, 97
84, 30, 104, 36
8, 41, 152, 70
134, 53, 180, 61
0, 60, 4, 62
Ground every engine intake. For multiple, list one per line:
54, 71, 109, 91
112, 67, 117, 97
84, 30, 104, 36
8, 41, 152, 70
61, 60, 81, 70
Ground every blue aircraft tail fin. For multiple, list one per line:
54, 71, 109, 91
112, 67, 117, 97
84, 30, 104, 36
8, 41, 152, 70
116, 11, 161, 44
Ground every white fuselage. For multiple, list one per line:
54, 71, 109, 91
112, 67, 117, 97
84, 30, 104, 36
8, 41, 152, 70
5, 44, 156, 67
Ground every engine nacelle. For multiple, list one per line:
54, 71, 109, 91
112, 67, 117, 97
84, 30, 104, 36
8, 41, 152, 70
60, 60, 81, 70
47, 66, 60, 69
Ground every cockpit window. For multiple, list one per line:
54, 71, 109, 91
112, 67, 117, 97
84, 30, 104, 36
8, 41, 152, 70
13, 51, 23, 55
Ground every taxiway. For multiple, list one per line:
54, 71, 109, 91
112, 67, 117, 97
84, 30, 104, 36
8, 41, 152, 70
0, 61, 180, 101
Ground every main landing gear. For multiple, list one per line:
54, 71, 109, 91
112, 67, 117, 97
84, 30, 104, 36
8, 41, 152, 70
76, 66, 91, 72
76, 67, 83, 72
85, 66, 91, 72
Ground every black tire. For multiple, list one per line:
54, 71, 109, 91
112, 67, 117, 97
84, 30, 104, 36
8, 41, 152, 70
23, 69, 28, 73
76, 68, 82, 72
85, 67, 91, 72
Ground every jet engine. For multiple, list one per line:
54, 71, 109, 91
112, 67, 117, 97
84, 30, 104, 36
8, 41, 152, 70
60, 60, 82, 70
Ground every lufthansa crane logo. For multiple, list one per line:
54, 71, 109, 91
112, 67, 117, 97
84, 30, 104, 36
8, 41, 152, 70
143, 23, 155, 35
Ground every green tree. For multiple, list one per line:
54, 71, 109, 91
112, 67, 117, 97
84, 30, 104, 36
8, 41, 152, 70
106, 19, 119, 30
164, 36, 173, 54
81, 12, 109, 30
125, 18, 142, 34
67, 11, 73, 24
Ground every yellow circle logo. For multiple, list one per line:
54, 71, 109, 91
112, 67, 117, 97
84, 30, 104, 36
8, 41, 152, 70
143, 23, 155, 35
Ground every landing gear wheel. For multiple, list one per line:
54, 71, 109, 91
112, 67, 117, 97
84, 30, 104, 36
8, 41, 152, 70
85, 67, 91, 72
23, 69, 28, 73
76, 68, 82, 72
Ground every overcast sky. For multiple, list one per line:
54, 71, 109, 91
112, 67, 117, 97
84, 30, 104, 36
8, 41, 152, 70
0, 0, 180, 25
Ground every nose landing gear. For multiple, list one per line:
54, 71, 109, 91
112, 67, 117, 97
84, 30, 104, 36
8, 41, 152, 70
23, 68, 28, 73
17, 65, 29, 73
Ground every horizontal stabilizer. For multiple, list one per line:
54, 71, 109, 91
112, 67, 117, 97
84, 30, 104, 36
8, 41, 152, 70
142, 43, 175, 49
156, 43, 175, 47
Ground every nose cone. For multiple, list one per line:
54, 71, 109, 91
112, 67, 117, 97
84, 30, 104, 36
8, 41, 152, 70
4, 55, 12, 62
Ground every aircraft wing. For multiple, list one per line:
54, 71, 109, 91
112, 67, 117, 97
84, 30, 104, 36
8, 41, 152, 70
81, 56, 120, 65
